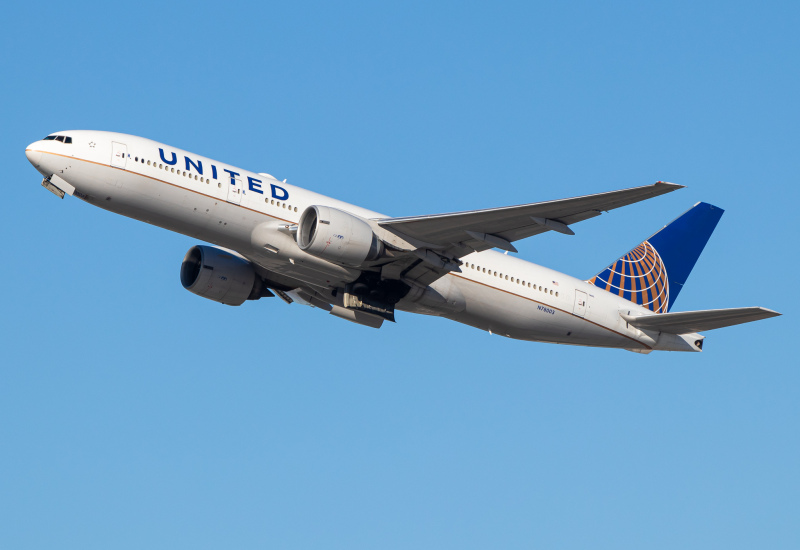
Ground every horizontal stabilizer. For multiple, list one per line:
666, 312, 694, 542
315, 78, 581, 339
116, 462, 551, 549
620, 307, 781, 334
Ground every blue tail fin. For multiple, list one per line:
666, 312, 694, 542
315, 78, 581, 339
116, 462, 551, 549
588, 202, 724, 313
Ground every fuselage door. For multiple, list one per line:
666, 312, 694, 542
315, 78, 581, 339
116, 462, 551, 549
227, 177, 243, 205
111, 141, 127, 169
574, 290, 588, 317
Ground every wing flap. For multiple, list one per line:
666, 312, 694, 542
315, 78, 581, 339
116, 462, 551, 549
621, 307, 781, 334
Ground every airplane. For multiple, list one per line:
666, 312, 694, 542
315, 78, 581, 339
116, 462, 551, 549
25, 131, 780, 353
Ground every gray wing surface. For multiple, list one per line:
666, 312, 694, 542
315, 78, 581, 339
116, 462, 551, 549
374, 181, 683, 286
377, 181, 683, 250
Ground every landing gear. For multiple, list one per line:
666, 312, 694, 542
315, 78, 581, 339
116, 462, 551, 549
340, 273, 410, 322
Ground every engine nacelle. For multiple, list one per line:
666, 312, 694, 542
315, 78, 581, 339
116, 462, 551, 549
180, 245, 266, 306
296, 205, 383, 266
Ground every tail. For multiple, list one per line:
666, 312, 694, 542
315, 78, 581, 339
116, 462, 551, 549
588, 202, 724, 313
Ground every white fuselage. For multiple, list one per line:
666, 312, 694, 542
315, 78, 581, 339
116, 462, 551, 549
26, 131, 701, 352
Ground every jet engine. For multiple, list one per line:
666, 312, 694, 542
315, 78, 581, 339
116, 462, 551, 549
180, 245, 269, 306
296, 205, 383, 266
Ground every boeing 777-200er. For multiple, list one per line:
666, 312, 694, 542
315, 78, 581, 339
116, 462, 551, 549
26, 131, 780, 353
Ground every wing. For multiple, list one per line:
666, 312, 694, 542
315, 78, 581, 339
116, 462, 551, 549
374, 181, 683, 286
620, 307, 781, 334
378, 181, 683, 251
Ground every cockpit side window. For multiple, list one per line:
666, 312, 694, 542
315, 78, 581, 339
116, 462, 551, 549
64, 137, 72, 144
55, 136, 65, 142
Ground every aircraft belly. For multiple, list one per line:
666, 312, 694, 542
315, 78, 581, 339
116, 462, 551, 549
72, 166, 242, 245
444, 277, 646, 349
64, 162, 360, 290
452, 278, 571, 335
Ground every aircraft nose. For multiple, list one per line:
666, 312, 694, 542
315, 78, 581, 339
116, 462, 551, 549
25, 143, 42, 167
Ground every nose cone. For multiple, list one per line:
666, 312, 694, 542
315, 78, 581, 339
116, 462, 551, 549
25, 142, 42, 167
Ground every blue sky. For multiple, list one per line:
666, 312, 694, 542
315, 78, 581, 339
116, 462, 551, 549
1, 1, 798, 548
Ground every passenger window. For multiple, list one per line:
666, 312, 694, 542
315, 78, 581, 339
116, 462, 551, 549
147, 160, 151, 165
556, 292, 559, 297
171, 167, 175, 173
294, 207, 298, 212
135, 157, 138, 162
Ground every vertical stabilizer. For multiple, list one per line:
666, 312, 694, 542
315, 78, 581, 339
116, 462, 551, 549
588, 202, 724, 312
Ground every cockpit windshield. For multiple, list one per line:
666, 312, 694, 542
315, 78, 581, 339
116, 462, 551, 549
43, 135, 72, 143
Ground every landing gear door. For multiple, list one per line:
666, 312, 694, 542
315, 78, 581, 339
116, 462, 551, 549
111, 142, 127, 169
227, 177, 243, 205
574, 290, 588, 317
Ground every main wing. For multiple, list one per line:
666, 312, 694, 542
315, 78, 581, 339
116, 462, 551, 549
374, 181, 683, 286
378, 181, 682, 251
